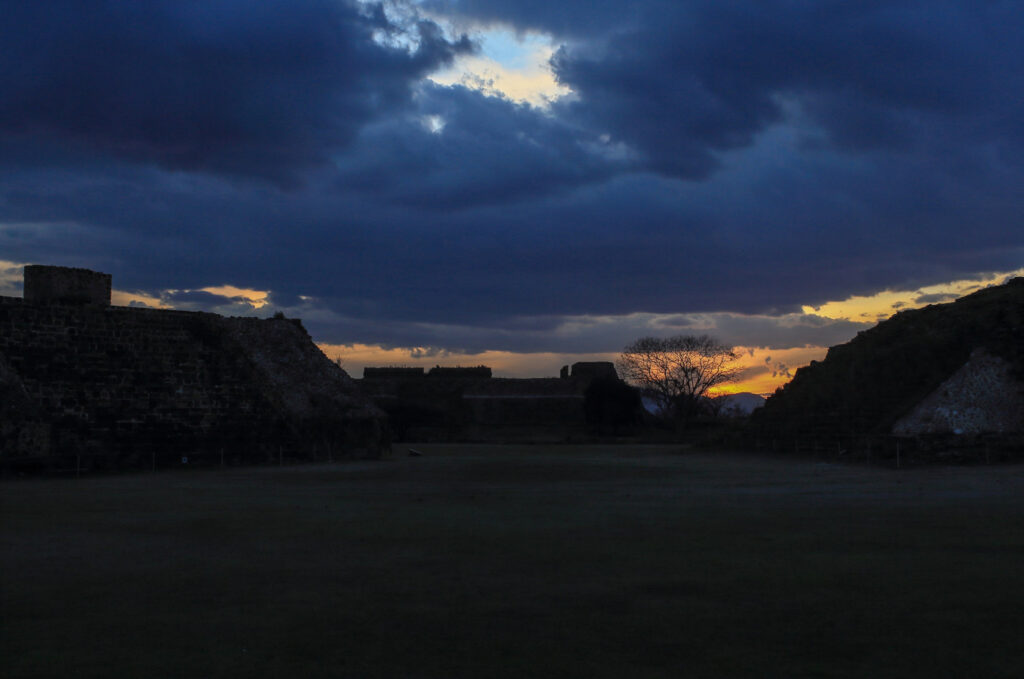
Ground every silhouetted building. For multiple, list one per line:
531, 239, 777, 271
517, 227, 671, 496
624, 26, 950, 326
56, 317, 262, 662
24, 265, 111, 306
360, 361, 633, 441
570, 362, 618, 380
1, 266, 387, 471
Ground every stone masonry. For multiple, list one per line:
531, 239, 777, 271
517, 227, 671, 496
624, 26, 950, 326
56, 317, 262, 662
24, 265, 111, 306
0, 266, 387, 470
893, 350, 1024, 436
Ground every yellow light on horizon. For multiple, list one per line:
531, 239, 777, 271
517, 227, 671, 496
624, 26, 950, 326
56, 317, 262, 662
708, 345, 829, 397
109, 284, 271, 309
110, 289, 169, 308
802, 269, 1024, 323
318, 343, 619, 380
200, 285, 270, 308
322, 342, 826, 398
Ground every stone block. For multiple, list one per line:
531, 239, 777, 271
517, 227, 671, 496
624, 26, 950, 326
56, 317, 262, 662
24, 265, 111, 306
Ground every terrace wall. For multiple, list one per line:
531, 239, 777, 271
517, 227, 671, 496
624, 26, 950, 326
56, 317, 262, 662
0, 294, 386, 470
24, 265, 111, 306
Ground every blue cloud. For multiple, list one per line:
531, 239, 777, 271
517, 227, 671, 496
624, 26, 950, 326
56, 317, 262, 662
0, 0, 471, 185
548, 1, 1024, 178
1, 0, 1022, 356
333, 82, 619, 208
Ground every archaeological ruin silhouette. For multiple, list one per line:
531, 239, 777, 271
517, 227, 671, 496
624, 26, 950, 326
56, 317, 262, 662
1, 265, 387, 472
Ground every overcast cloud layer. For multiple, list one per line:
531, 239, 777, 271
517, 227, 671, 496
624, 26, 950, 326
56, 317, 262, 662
1, 0, 1021, 355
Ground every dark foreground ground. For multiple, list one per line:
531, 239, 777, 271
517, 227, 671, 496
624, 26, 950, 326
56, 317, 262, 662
3, 445, 1023, 678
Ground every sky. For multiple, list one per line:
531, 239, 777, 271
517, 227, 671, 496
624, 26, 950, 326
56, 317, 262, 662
1, 0, 1022, 394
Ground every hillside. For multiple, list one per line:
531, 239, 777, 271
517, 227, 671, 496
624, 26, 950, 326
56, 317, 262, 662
713, 392, 766, 416
752, 277, 1024, 437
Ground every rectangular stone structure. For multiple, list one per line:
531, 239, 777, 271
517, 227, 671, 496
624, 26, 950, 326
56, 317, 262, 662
364, 367, 425, 379
23, 265, 111, 306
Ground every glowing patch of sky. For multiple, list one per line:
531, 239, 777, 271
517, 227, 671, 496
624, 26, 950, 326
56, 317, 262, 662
0, 260, 27, 297
109, 284, 270, 309
5, 257, 1019, 397
721, 346, 829, 397
324, 342, 827, 397
428, 28, 569, 106
362, 0, 423, 53
318, 343, 617, 380
421, 114, 445, 134
318, 267, 1024, 394
200, 285, 269, 308
111, 289, 168, 308
803, 269, 1024, 322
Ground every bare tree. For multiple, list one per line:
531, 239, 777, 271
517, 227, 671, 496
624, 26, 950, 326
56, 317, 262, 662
617, 335, 741, 421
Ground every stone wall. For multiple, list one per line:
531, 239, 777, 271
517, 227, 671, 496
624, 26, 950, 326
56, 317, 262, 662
24, 265, 111, 306
893, 350, 1024, 435
364, 367, 425, 379
569, 362, 617, 380
0, 295, 387, 470
428, 366, 492, 378
360, 366, 626, 442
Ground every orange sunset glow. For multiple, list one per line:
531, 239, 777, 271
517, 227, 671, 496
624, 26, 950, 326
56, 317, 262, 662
318, 342, 828, 397
318, 269, 1023, 396
4, 257, 1018, 398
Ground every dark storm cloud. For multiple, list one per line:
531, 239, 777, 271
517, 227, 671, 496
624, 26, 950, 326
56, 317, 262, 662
334, 83, 619, 208
0, 0, 471, 184
548, 0, 1024, 179
433, 1, 1024, 178
1, 0, 1023, 357
1, 145, 1020, 350
162, 290, 226, 307
159, 289, 259, 313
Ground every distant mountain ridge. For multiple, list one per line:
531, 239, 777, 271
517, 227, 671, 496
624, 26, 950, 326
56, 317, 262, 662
714, 392, 766, 416
752, 277, 1024, 437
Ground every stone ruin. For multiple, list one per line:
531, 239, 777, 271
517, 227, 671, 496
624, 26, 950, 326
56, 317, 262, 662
359, 360, 632, 442
24, 265, 112, 306
1, 265, 388, 472
893, 350, 1024, 436
565, 362, 619, 380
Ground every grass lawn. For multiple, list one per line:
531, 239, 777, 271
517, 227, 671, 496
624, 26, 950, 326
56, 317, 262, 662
3, 444, 1024, 678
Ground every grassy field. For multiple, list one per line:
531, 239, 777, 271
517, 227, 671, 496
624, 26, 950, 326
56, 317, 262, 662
3, 444, 1024, 678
